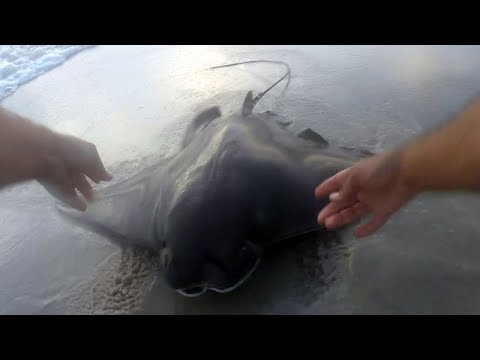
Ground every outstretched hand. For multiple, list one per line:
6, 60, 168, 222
315, 151, 417, 237
37, 135, 112, 211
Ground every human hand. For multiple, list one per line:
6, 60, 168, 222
37, 134, 112, 211
315, 150, 417, 237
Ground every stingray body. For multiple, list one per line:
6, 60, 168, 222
57, 62, 371, 297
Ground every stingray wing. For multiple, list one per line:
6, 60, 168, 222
56, 161, 168, 249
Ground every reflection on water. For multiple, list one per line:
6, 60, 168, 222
2, 45, 480, 314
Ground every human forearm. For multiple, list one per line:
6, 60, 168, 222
399, 97, 480, 192
0, 106, 112, 210
0, 107, 61, 155
0, 107, 63, 187
315, 96, 480, 237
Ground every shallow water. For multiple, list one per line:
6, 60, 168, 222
0, 45, 93, 100
2, 45, 480, 314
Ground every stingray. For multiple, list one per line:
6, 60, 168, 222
57, 60, 372, 297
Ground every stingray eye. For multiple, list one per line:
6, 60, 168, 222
177, 285, 207, 297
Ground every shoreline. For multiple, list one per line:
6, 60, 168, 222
0, 45, 97, 104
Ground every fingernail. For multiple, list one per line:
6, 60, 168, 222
325, 217, 333, 229
329, 192, 340, 201
317, 212, 326, 224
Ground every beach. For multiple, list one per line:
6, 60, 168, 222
2, 45, 480, 314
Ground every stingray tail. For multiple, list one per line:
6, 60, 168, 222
209, 60, 292, 113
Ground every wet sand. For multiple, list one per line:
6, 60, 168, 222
2, 45, 480, 314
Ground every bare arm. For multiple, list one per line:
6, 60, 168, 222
0, 107, 57, 187
0, 106, 112, 210
401, 97, 480, 191
315, 96, 480, 237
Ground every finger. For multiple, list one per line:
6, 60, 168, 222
64, 189, 87, 212
328, 190, 356, 204
41, 179, 87, 212
314, 168, 351, 199
352, 201, 369, 215
324, 202, 369, 229
339, 202, 369, 223
329, 174, 361, 205
354, 212, 390, 238
73, 173, 94, 202
329, 192, 341, 201
56, 182, 87, 211
83, 145, 113, 183
317, 197, 358, 224
37, 156, 87, 211
84, 168, 112, 184
324, 214, 346, 230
